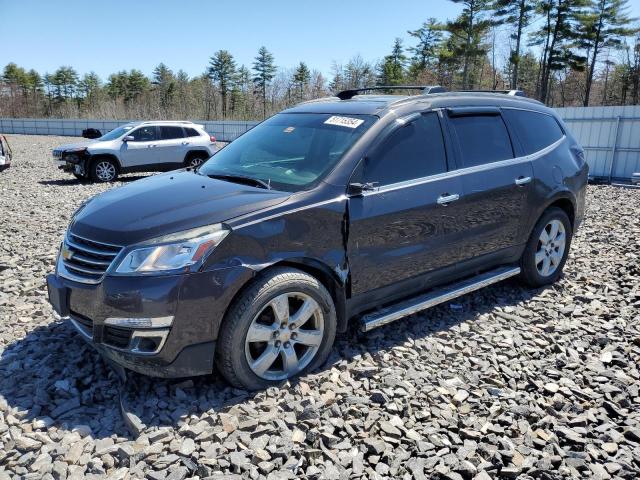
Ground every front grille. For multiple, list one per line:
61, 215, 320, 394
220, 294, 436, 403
103, 326, 133, 349
70, 310, 94, 337
62, 233, 122, 283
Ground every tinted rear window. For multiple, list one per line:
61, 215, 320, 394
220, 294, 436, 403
160, 126, 185, 140
502, 109, 564, 155
449, 114, 514, 167
184, 127, 201, 137
364, 112, 448, 185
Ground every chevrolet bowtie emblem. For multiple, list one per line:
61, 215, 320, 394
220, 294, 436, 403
61, 245, 74, 260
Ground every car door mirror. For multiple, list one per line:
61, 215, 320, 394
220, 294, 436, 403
123, 136, 135, 142
348, 182, 377, 197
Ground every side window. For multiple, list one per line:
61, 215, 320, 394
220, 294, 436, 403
184, 127, 201, 137
449, 114, 514, 167
502, 109, 564, 155
364, 112, 448, 186
160, 126, 185, 140
130, 126, 157, 142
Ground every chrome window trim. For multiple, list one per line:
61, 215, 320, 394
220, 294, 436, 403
361, 135, 565, 197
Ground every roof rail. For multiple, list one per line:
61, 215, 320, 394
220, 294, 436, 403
139, 120, 195, 125
457, 89, 526, 97
336, 85, 447, 100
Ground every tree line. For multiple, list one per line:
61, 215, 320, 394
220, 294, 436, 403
1, 0, 638, 122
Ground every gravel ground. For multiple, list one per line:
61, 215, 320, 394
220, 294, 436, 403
0, 134, 639, 480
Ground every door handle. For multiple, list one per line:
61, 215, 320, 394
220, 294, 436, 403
437, 193, 460, 205
182, 141, 189, 145
515, 176, 532, 186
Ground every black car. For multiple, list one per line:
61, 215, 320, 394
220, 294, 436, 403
47, 86, 588, 390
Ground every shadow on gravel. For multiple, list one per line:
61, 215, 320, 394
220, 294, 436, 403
0, 277, 540, 439
38, 175, 149, 186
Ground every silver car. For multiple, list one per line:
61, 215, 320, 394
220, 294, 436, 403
52, 121, 217, 182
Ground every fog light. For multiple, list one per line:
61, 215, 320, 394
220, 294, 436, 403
104, 316, 173, 328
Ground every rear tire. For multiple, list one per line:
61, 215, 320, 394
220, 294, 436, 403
519, 207, 572, 287
89, 158, 118, 183
216, 267, 336, 390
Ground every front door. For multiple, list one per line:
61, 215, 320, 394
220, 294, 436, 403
119, 125, 159, 168
347, 112, 466, 299
444, 108, 533, 263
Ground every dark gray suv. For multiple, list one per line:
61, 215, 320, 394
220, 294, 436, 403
47, 86, 588, 390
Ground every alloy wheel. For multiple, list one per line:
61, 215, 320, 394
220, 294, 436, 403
189, 157, 204, 168
95, 161, 116, 181
245, 292, 324, 381
535, 219, 566, 277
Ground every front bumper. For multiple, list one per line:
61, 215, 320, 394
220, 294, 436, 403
46, 264, 254, 378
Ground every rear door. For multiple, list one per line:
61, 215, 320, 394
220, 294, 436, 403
444, 107, 533, 264
119, 125, 159, 168
157, 126, 187, 166
347, 111, 466, 299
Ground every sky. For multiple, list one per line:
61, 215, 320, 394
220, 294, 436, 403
2, 0, 640, 81
0, 0, 463, 79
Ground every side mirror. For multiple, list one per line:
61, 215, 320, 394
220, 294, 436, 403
347, 182, 377, 197
123, 136, 134, 142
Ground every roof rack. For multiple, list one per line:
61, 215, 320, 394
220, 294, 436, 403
457, 89, 526, 97
335, 86, 528, 100
336, 85, 447, 100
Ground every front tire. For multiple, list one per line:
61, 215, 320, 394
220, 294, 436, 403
519, 207, 573, 287
185, 153, 208, 169
90, 158, 118, 182
216, 268, 336, 390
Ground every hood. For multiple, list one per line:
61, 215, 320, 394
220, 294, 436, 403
71, 171, 290, 245
53, 140, 96, 152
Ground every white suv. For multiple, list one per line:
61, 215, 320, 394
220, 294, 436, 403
52, 121, 217, 182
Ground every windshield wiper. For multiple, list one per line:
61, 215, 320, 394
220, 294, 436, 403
206, 173, 271, 190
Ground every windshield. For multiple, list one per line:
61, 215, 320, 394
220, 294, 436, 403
98, 125, 134, 141
198, 113, 376, 192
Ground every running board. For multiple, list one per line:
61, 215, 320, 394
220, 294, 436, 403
360, 266, 521, 332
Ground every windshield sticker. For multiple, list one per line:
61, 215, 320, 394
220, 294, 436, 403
324, 116, 364, 129
283, 126, 295, 133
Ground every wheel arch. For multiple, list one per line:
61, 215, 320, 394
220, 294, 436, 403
220, 257, 349, 336
542, 192, 576, 228
527, 190, 577, 241
88, 153, 122, 171
184, 149, 210, 164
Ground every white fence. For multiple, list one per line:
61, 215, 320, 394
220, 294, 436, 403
555, 105, 640, 182
2, 105, 639, 182
0, 118, 260, 143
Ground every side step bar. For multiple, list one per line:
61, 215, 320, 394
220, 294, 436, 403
360, 266, 521, 332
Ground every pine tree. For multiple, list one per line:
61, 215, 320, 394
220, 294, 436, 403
252, 46, 277, 119
208, 51, 237, 118
78, 72, 101, 109
293, 62, 311, 100
126, 70, 150, 102
492, 0, 536, 89
530, 0, 589, 104
378, 38, 407, 87
578, 0, 637, 105
153, 63, 176, 113
407, 18, 444, 79
446, 0, 492, 89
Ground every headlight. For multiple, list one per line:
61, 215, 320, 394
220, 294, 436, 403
114, 224, 230, 275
